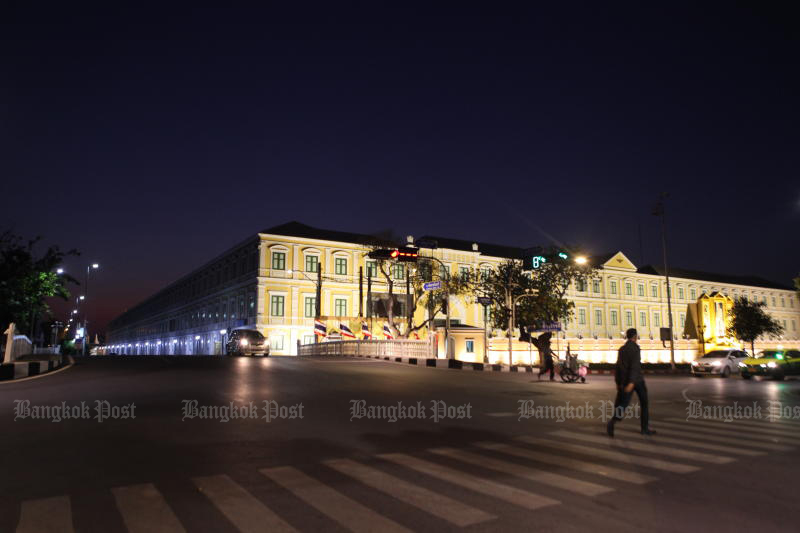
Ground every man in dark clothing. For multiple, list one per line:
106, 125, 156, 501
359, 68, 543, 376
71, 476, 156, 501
607, 328, 656, 436
533, 332, 555, 381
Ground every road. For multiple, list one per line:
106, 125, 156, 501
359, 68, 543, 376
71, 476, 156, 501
1, 355, 799, 532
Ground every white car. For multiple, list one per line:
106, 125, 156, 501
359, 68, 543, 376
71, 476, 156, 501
691, 349, 748, 378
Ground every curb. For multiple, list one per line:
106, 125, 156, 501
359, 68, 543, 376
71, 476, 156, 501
0, 355, 71, 382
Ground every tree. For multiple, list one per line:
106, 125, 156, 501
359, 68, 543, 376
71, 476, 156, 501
727, 297, 784, 355
478, 250, 599, 341
0, 231, 78, 336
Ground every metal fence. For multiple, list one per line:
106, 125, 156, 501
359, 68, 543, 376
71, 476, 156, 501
299, 338, 435, 359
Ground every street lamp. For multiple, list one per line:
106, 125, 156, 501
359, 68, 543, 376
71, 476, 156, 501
509, 292, 538, 367
575, 256, 588, 265
56, 268, 64, 274
82, 263, 100, 356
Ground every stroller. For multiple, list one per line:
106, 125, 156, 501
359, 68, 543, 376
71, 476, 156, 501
557, 347, 588, 383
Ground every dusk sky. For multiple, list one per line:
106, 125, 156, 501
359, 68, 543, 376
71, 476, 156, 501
2, 2, 798, 334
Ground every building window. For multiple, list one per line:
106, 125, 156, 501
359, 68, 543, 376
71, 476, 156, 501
270, 295, 285, 317
480, 267, 491, 281
271, 251, 286, 270
690, 288, 696, 300
792, 320, 796, 331
465, 339, 474, 353
393, 264, 405, 280
334, 298, 347, 317
637, 284, 644, 297
303, 334, 314, 345
592, 280, 600, 293
595, 309, 602, 326
625, 283, 632, 296
625, 311, 633, 327
271, 335, 284, 351
366, 260, 378, 278
651, 285, 658, 298
678, 287, 684, 300
576, 279, 586, 292
459, 266, 470, 281
653, 313, 660, 327
305, 255, 319, 273
578, 309, 586, 325
334, 257, 348, 275
610, 310, 618, 326
610, 281, 617, 295
781, 297, 785, 307
248, 293, 255, 315
639, 311, 647, 327
304, 296, 316, 318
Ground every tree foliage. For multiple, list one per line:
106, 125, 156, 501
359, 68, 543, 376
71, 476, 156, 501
0, 231, 78, 334
727, 297, 784, 354
478, 251, 599, 340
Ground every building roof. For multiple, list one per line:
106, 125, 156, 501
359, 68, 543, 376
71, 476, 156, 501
261, 221, 386, 246
637, 264, 793, 291
415, 235, 526, 259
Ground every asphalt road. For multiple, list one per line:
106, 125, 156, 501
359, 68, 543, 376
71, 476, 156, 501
1, 356, 799, 533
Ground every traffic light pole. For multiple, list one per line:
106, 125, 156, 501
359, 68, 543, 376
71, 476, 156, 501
418, 255, 450, 357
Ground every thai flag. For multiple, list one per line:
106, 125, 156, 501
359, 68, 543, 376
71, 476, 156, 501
314, 319, 327, 338
383, 323, 394, 339
361, 322, 372, 339
340, 323, 356, 339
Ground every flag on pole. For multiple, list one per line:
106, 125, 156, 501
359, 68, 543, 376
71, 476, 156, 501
383, 323, 394, 339
314, 319, 327, 338
361, 322, 372, 339
340, 322, 355, 339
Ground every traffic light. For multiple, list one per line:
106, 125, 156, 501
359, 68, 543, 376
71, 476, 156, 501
395, 247, 419, 262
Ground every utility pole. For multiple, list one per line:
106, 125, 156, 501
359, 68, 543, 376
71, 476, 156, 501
315, 265, 322, 344
654, 193, 676, 371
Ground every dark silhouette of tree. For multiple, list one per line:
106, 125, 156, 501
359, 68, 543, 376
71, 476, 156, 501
727, 297, 783, 355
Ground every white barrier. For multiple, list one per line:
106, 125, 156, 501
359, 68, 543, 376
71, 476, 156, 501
299, 338, 435, 359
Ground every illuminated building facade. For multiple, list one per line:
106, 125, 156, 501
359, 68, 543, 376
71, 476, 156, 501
106, 222, 800, 359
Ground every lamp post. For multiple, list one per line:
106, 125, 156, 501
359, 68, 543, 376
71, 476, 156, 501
653, 195, 676, 371
509, 292, 538, 367
82, 263, 99, 356
418, 255, 451, 358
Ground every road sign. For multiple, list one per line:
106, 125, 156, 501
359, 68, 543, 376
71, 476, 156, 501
532, 321, 561, 332
423, 280, 442, 291
477, 296, 492, 306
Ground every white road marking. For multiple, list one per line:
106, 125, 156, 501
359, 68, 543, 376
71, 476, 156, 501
377, 453, 559, 511
664, 418, 800, 439
613, 428, 765, 455
193, 474, 297, 533
111, 483, 186, 533
324, 458, 495, 527
652, 421, 797, 450
16, 496, 73, 533
475, 441, 658, 484
261, 466, 412, 533
429, 447, 612, 496
550, 430, 734, 464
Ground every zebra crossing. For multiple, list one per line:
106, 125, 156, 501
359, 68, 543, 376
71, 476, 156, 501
13, 417, 798, 532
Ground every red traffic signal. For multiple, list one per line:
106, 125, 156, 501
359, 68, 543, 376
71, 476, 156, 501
395, 247, 418, 262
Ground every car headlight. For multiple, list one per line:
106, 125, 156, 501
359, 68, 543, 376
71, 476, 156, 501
691, 361, 698, 366
767, 362, 776, 368
711, 360, 721, 366
738, 362, 746, 368
240, 339, 249, 346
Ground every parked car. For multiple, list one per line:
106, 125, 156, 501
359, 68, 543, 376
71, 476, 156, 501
226, 329, 269, 357
739, 349, 800, 380
690, 349, 748, 378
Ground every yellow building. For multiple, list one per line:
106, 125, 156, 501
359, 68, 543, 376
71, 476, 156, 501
107, 222, 800, 360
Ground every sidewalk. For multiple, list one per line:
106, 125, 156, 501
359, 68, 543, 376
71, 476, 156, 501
0, 354, 71, 381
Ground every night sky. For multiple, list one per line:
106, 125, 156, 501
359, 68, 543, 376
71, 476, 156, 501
2, 2, 798, 335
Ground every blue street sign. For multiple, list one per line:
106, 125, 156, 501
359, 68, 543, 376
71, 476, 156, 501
532, 322, 561, 332
423, 280, 442, 291
477, 296, 492, 306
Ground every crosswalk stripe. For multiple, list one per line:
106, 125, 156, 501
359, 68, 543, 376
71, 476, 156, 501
550, 430, 735, 464
324, 458, 495, 527
653, 421, 797, 450
664, 418, 800, 439
377, 452, 559, 511
516, 436, 698, 474
475, 442, 658, 484
261, 466, 412, 533
16, 496, 73, 533
193, 474, 297, 533
613, 428, 766, 455
429, 447, 612, 496
111, 483, 186, 533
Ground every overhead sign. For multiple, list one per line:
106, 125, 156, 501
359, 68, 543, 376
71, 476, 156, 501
423, 280, 442, 291
477, 296, 492, 306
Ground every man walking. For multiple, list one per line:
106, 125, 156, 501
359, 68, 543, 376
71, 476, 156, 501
534, 332, 555, 381
607, 328, 656, 436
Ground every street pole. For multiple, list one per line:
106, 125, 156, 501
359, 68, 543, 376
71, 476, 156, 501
655, 194, 676, 371
420, 255, 450, 358
82, 265, 90, 356
483, 305, 488, 363
315, 266, 322, 344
